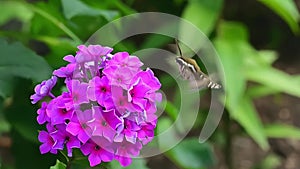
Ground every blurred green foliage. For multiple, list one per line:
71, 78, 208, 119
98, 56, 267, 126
0, 0, 300, 169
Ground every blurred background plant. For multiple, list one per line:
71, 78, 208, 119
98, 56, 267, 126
0, 0, 300, 169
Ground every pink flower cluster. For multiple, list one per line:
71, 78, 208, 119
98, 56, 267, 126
31, 45, 161, 167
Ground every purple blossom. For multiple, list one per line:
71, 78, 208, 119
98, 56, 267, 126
128, 78, 151, 112
53, 55, 76, 79
37, 102, 49, 124
38, 130, 57, 154
68, 80, 89, 106
30, 76, 57, 104
114, 140, 142, 167
66, 110, 93, 144
137, 123, 155, 145
75, 45, 113, 63
47, 94, 74, 125
108, 86, 135, 114
114, 118, 140, 144
88, 107, 122, 142
103, 67, 135, 89
87, 76, 111, 106
31, 44, 162, 168
51, 124, 81, 157
106, 52, 143, 72
81, 138, 114, 167
133, 68, 161, 91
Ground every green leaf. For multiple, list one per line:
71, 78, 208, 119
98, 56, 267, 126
214, 22, 270, 149
254, 154, 281, 169
109, 158, 149, 169
157, 117, 179, 150
258, 0, 300, 33
244, 50, 278, 68
214, 22, 248, 111
0, 74, 15, 98
0, 115, 10, 134
0, 39, 52, 98
164, 101, 179, 121
109, 0, 136, 15
265, 124, 300, 139
11, 128, 56, 169
246, 67, 300, 98
217, 21, 249, 41
4, 79, 40, 143
29, 1, 82, 44
247, 85, 280, 98
61, 0, 119, 21
0, 39, 52, 81
141, 35, 172, 49
50, 160, 66, 169
167, 138, 215, 169
231, 97, 269, 150
0, 1, 33, 25
68, 158, 90, 169
181, 0, 224, 35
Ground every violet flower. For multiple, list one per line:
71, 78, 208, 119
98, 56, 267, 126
31, 44, 162, 167
36, 102, 49, 124
88, 107, 122, 142
51, 124, 81, 157
30, 76, 57, 104
66, 109, 94, 144
81, 138, 114, 167
38, 130, 57, 154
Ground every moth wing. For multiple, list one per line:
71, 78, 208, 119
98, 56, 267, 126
191, 71, 222, 90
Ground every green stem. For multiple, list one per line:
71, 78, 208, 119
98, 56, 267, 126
27, 4, 82, 45
224, 110, 233, 169
59, 150, 70, 163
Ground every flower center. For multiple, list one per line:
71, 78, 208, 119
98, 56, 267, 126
130, 90, 135, 98
119, 100, 124, 106
64, 136, 70, 144
73, 94, 78, 101
81, 123, 87, 129
101, 87, 106, 92
95, 145, 100, 151
117, 77, 122, 83
101, 120, 107, 126
61, 108, 68, 114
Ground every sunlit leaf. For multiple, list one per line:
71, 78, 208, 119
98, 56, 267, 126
30, 1, 66, 37
50, 160, 66, 169
61, 0, 119, 21
246, 67, 300, 98
258, 0, 300, 33
0, 115, 10, 134
0, 1, 33, 25
181, 0, 224, 35
254, 154, 281, 169
265, 123, 300, 139
231, 96, 269, 150
247, 85, 280, 98
167, 138, 215, 169
214, 22, 248, 111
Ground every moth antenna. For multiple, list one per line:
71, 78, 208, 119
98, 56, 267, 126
175, 39, 183, 57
